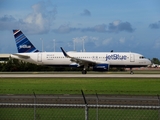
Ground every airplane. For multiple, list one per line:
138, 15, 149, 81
11, 30, 151, 74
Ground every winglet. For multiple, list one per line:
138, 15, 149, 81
60, 47, 70, 58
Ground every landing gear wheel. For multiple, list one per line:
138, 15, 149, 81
82, 70, 87, 74
130, 68, 134, 74
130, 71, 134, 74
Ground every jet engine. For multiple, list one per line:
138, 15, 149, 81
93, 63, 109, 71
69, 63, 80, 67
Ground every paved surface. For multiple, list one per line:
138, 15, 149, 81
1, 73, 160, 78
0, 94, 159, 106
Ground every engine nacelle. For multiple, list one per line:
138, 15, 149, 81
69, 63, 80, 67
93, 63, 109, 71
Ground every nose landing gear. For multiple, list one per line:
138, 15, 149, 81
130, 68, 134, 74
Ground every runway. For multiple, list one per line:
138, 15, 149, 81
0, 73, 160, 78
0, 94, 159, 106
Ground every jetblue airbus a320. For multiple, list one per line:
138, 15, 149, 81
11, 30, 151, 74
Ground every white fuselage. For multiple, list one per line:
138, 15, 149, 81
11, 51, 151, 68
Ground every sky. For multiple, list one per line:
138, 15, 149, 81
0, 0, 160, 59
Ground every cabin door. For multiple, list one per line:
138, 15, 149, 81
130, 54, 135, 62
37, 53, 42, 62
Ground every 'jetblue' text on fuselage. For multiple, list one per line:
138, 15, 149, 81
106, 54, 127, 61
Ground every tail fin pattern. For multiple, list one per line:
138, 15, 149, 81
13, 30, 39, 53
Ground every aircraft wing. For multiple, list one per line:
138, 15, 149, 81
60, 47, 108, 66
70, 56, 96, 66
11, 53, 30, 59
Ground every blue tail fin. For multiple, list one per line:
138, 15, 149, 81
13, 30, 39, 53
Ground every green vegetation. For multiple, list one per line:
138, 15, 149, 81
0, 78, 160, 95
151, 58, 160, 64
1, 77, 160, 119
0, 107, 158, 120
0, 59, 72, 72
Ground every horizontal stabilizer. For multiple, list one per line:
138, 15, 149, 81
12, 54, 30, 59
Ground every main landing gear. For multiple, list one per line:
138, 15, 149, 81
82, 68, 87, 74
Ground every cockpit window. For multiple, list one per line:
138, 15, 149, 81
139, 56, 146, 59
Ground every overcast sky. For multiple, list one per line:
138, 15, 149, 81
0, 0, 160, 59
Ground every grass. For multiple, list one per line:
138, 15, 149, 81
0, 78, 160, 95
1, 77, 160, 119
0, 107, 158, 120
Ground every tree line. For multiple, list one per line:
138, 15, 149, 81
0, 59, 81, 72
0, 58, 159, 72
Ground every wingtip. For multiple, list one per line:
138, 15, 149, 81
60, 47, 69, 57
60, 47, 64, 52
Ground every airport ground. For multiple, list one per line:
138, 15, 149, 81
1, 69, 160, 77
0, 70, 160, 105
1, 73, 160, 78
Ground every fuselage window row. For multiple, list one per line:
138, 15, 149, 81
47, 56, 106, 59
